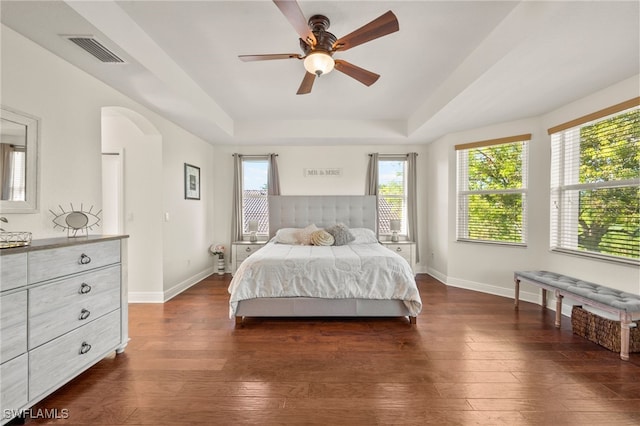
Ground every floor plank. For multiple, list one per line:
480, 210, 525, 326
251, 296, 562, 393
25, 274, 640, 425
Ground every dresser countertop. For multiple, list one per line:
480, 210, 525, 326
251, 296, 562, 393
0, 234, 129, 256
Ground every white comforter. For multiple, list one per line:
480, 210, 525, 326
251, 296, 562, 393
228, 242, 422, 317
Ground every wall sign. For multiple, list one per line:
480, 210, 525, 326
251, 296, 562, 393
304, 168, 342, 177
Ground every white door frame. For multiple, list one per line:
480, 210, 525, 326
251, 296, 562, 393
101, 149, 124, 234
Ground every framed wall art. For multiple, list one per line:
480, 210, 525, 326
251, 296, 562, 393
184, 163, 200, 200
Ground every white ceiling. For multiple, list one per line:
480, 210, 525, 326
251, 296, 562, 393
1, 0, 638, 146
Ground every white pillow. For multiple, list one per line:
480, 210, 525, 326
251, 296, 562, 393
296, 224, 319, 245
274, 228, 300, 244
349, 228, 378, 244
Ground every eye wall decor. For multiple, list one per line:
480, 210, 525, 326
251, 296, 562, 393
50, 203, 101, 237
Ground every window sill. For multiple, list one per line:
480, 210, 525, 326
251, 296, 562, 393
550, 248, 639, 267
456, 238, 527, 248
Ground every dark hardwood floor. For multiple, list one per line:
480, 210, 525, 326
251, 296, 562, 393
28, 274, 640, 425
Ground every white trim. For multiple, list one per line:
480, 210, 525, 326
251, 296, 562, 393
128, 291, 164, 303
427, 270, 548, 307
447, 275, 528, 301
163, 267, 215, 302
128, 267, 215, 303
428, 271, 581, 319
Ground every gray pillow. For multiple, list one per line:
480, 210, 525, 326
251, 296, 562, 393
325, 223, 355, 246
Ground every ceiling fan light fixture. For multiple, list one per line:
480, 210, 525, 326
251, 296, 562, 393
303, 51, 334, 77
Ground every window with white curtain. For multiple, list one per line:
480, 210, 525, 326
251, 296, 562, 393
378, 157, 407, 235
456, 134, 530, 245
242, 157, 269, 236
549, 99, 639, 264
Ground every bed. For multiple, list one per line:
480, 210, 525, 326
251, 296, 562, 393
228, 195, 422, 325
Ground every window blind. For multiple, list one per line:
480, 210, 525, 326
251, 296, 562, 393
456, 136, 530, 244
549, 102, 639, 263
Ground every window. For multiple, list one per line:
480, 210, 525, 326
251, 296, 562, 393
549, 99, 639, 263
1, 147, 26, 201
456, 134, 530, 244
378, 157, 407, 235
242, 157, 268, 236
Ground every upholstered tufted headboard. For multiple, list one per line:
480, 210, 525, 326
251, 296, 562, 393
268, 195, 377, 239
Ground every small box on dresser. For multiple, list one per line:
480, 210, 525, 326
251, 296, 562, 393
0, 235, 128, 426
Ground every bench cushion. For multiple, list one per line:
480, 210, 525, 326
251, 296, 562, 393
516, 270, 640, 313
516, 270, 576, 291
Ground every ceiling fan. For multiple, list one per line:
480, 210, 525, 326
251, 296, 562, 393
239, 0, 399, 95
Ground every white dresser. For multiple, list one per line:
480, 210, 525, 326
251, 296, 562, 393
0, 235, 128, 425
231, 241, 266, 274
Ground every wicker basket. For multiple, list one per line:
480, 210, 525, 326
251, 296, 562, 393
571, 305, 640, 353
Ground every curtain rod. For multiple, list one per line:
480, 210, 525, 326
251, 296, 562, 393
368, 153, 418, 156
231, 154, 278, 157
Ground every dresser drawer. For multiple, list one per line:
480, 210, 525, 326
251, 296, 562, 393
28, 240, 120, 284
235, 244, 262, 261
0, 353, 28, 421
0, 291, 27, 363
29, 310, 121, 400
28, 265, 121, 349
385, 244, 411, 262
0, 253, 27, 291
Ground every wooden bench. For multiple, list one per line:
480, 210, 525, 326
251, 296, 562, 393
514, 270, 640, 361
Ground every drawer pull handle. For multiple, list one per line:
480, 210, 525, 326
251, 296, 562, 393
245, 247, 252, 252
396, 247, 402, 252
79, 342, 92, 355
79, 254, 92, 265
79, 283, 92, 294
79, 309, 91, 320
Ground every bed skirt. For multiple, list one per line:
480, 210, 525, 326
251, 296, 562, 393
235, 297, 415, 324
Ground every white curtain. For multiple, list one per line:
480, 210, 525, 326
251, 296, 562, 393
407, 152, 419, 262
268, 153, 280, 195
232, 153, 280, 260
365, 153, 379, 196
230, 154, 243, 262
365, 153, 379, 236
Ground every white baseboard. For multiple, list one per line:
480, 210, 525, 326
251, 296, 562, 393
425, 267, 575, 318
163, 267, 215, 302
128, 291, 164, 303
425, 267, 446, 285
128, 267, 215, 303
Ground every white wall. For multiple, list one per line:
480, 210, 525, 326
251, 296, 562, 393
101, 111, 164, 298
2, 25, 108, 235
2, 25, 215, 301
160, 115, 215, 297
212, 144, 430, 271
4, 22, 636, 307
427, 75, 640, 309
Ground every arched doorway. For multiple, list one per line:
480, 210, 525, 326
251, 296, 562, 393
101, 106, 164, 301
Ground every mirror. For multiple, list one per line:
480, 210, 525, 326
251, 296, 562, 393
0, 106, 39, 213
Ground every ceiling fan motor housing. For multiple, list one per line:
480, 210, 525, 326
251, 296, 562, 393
303, 14, 337, 56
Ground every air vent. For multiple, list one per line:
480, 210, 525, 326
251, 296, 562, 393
64, 36, 125, 63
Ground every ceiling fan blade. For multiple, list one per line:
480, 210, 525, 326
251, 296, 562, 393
334, 60, 380, 86
273, 0, 317, 46
239, 53, 301, 62
296, 72, 316, 95
333, 10, 399, 52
